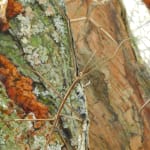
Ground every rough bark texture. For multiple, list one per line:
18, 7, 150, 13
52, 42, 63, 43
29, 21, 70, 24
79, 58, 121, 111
1, 0, 150, 150
65, 0, 150, 149
0, 0, 88, 149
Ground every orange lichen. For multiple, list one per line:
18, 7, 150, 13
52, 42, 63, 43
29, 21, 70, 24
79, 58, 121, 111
143, 0, 150, 8
0, 0, 23, 31
0, 54, 48, 119
6, 0, 23, 18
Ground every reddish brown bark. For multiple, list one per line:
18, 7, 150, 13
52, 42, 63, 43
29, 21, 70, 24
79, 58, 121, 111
65, 0, 150, 149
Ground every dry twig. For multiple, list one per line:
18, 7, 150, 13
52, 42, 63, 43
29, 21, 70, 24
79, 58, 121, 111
139, 99, 150, 113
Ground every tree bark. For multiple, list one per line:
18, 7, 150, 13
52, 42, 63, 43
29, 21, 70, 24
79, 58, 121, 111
0, 0, 88, 149
1, 0, 150, 150
65, 0, 150, 149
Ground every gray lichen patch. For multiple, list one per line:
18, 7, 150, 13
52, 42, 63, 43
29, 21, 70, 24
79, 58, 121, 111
8, 1, 72, 89
0, 0, 88, 149
0, 81, 63, 150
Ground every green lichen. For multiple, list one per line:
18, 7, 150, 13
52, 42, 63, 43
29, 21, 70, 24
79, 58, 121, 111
0, 83, 31, 150
0, 0, 88, 149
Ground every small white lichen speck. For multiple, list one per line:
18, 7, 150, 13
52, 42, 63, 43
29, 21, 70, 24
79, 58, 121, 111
38, 0, 47, 5
19, 0, 35, 5
47, 144, 62, 150
52, 31, 60, 43
17, 14, 31, 37
53, 15, 65, 36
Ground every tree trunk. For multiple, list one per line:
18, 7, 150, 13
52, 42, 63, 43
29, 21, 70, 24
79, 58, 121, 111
65, 0, 150, 150
0, 0, 88, 149
0, 0, 150, 150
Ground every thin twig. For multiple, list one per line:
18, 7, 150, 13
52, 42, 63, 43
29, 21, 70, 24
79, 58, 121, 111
99, 27, 118, 45
70, 16, 118, 45
70, 17, 87, 22
14, 118, 55, 121
14, 114, 82, 122
1, 114, 81, 122
89, 18, 118, 44
139, 99, 150, 113
0, 118, 55, 122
